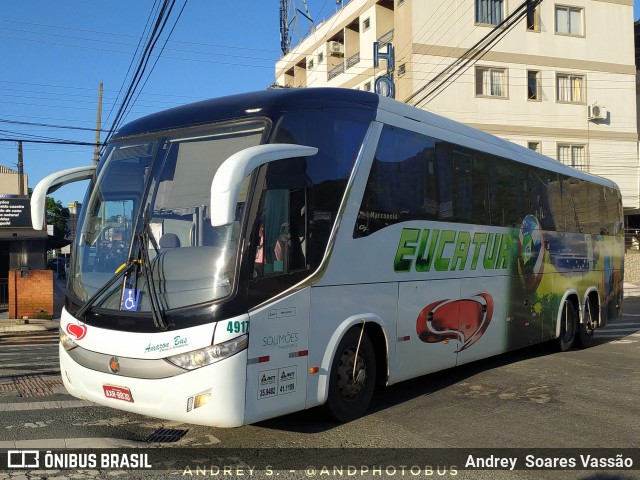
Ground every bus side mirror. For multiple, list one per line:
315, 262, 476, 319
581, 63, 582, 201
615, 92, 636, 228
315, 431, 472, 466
210, 144, 318, 227
31, 165, 96, 230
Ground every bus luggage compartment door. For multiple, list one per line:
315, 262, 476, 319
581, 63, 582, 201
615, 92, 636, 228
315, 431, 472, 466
396, 280, 460, 383
244, 288, 310, 424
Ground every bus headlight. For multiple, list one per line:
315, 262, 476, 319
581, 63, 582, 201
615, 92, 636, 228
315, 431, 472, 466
166, 334, 248, 370
59, 327, 78, 351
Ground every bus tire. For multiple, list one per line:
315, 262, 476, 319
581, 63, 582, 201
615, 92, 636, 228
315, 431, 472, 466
576, 302, 595, 349
324, 328, 376, 422
558, 300, 577, 352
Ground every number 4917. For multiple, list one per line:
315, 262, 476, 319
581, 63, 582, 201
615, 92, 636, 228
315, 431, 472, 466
226, 320, 248, 334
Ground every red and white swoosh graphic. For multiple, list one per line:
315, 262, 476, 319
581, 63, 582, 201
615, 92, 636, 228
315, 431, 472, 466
416, 293, 494, 352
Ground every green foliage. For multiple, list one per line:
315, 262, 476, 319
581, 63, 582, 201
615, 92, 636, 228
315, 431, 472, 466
26, 188, 70, 237
45, 196, 70, 238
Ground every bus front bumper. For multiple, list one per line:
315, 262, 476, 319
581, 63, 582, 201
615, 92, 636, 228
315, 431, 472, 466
60, 344, 247, 428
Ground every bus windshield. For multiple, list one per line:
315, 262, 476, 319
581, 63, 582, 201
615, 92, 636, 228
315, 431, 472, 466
70, 120, 267, 313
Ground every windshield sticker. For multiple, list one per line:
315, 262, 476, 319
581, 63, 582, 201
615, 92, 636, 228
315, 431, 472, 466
144, 335, 189, 355
66, 322, 87, 340
121, 288, 140, 311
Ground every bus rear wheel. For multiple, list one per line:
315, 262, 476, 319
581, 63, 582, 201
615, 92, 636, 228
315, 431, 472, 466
576, 302, 596, 348
558, 300, 577, 352
324, 328, 376, 422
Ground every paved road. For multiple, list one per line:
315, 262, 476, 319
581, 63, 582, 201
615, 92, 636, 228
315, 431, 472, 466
0, 300, 638, 479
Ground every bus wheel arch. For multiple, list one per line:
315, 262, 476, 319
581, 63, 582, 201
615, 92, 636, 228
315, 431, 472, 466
556, 292, 579, 352
321, 319, 388, 422
576, 289, 600, 349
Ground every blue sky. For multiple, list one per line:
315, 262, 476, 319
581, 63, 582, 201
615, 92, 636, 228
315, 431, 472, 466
0, 1, 334, 206
0, 1, 639, 207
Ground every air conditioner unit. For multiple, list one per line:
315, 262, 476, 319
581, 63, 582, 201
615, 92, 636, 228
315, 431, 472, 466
588, 103, 607, 121
328, 41, 344, 57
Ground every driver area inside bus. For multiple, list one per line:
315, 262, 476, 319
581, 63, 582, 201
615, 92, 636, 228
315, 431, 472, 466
71, 122, 266, 314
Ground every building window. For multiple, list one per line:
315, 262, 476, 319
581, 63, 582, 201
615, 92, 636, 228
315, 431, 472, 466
527, 70, 541, 100
318, 52, 324, 63
526, 3, 540, 32
475, 66, 507, 98
363, 18, 370, 31
558, 144, 587, 169
364, 81, 371, 92
398, 0, 405, 5
528, 142, 541, 153
556, 73, 584, 103
555, 5, 583, 36
398, 64, 406, 76
476, 0, 504, 25
308, 58, 314, 69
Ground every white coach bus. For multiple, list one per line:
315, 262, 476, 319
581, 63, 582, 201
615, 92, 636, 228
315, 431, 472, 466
31, 88, 624, 427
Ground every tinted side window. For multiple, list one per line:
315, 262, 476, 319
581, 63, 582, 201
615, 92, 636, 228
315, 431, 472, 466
568, 178, 590, 234
560, 176, 578, 232
274, 109, 371, 261
356, 125, 437, 237
528, 168, 557, 231
605, 187, 623, 235
589, 183, 609, 235
488, 159, 528, 227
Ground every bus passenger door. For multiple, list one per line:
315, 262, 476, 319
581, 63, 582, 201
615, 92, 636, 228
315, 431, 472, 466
244, 289, 310, 424
243, 174, 312, 424
395, 280, 460, 383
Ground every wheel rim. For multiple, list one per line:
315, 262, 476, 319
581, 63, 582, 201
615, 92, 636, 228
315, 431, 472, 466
336, 346, 367, 399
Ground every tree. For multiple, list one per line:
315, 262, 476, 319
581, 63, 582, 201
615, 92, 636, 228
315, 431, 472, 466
46, 197, 70, 238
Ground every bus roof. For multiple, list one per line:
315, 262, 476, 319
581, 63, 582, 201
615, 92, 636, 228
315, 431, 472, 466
112, 88, 379, 140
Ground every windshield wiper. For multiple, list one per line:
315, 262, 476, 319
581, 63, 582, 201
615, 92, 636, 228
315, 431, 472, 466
76, 208, 168, 330
137, 207, 168, 330
75, 260, 137, 319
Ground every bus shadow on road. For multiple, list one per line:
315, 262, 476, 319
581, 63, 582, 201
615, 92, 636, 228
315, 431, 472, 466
255, 343, 554, 434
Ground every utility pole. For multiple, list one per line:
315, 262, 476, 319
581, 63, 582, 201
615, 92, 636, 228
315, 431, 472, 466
93, 82, 103, 165
17, 141, 24, 197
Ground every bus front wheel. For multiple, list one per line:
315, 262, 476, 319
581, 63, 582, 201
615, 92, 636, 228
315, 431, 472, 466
558, 300, 577, 352
324, 328, 376, 422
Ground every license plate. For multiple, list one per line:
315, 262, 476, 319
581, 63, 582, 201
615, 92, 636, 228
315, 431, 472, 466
103, 384, 134, 403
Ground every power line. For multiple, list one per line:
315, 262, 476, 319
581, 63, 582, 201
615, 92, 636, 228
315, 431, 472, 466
0, 138, 94, 146
124, 0, 189, 128
102, 0, 187, 149
407, 0, 543, 107
0, 118, 106, 132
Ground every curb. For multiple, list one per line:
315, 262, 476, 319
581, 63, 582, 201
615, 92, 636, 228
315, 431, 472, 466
0, 320, 59, 335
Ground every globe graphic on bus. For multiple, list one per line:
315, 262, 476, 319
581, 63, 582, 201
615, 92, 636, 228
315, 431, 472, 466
518, 215, 545, 292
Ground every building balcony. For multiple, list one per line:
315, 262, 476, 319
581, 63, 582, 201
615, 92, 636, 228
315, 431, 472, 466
377, 29, 394, 47
328, 63, 345, 80
346, 52, 360, 69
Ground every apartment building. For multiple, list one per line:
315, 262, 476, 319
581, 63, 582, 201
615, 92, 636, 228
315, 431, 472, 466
275, 0, 639, 220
